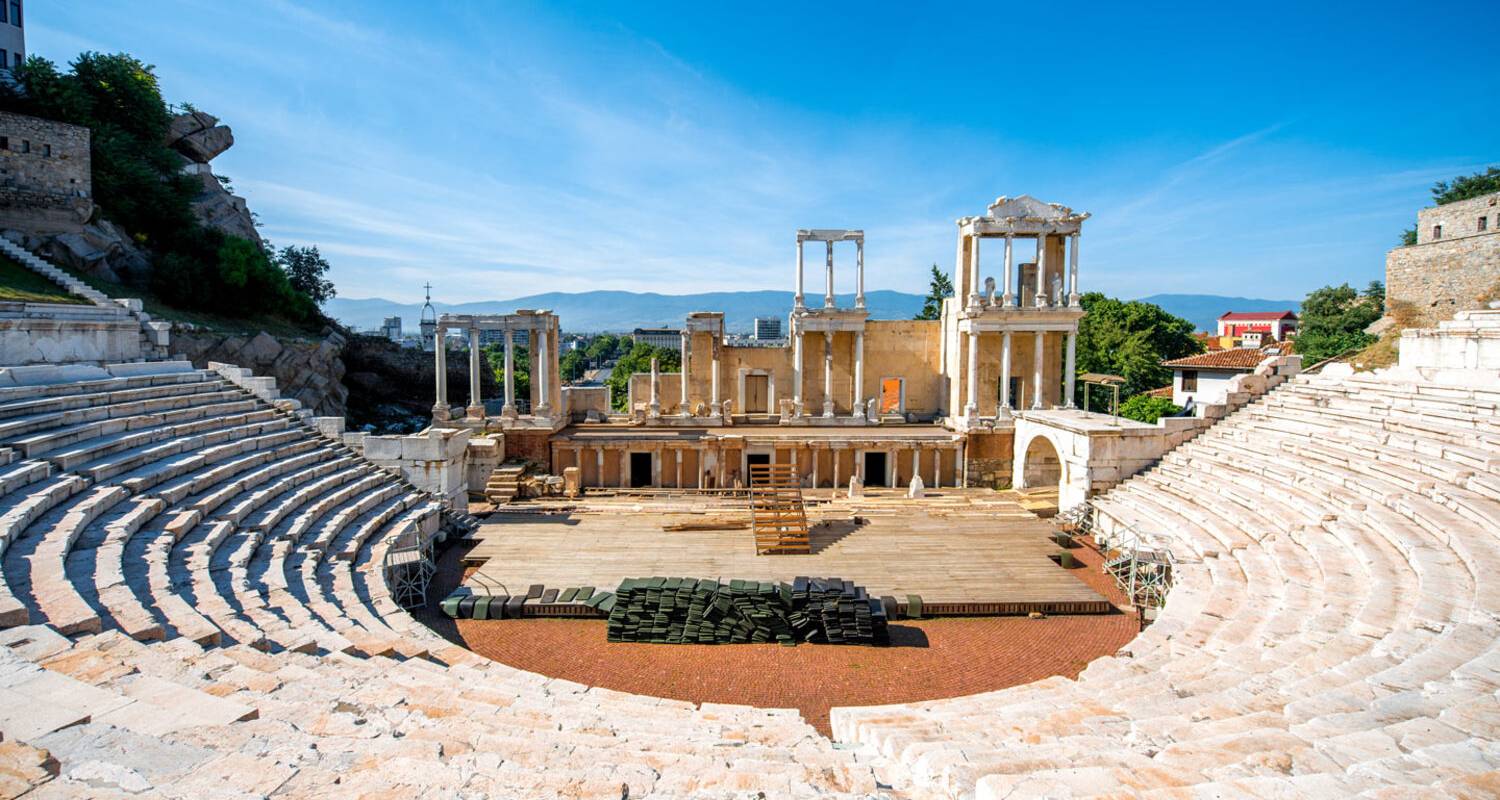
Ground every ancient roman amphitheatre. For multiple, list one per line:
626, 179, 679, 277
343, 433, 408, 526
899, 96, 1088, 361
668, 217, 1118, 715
0, 173, 1497, 798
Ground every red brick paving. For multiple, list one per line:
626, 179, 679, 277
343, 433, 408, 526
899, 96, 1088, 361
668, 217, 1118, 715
414, 536, 1137, 737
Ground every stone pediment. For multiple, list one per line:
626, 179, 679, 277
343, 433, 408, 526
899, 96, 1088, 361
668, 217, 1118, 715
986, 195, 1073, 221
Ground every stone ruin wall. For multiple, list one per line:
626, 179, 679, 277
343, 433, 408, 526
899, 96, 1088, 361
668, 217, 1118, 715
1387, 231, 1500, 328
1414, 192, 1500, 244
0, 111, 93, 234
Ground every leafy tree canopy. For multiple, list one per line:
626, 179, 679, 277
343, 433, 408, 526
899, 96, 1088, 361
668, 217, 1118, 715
1432, 166, 1500, 206
607, 343, 681, 411
559, 348, 587, 383
0, 52, 330, 325
1294, 282, 1384, 364
1118, 394, 1180, 424
278, 245, 336, 306
914, 265, 953, 321
1073, 292, 1202, 401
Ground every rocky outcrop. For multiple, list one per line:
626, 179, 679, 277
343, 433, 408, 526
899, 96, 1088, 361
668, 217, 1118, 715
164, 109, 260, 245
5, 220, 152, 285
343, 333, 499, 433
165, 111, 234, 164
172, 327, 348, 416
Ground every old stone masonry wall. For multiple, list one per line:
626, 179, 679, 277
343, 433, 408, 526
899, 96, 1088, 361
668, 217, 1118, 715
0, 111, 93, 233
1386, 191, 1500, 327
172, 328, 349, 416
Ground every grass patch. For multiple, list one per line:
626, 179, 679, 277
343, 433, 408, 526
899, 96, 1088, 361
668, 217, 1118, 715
0, 254, 90, 305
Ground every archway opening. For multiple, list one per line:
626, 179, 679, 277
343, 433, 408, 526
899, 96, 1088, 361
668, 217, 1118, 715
1021, 435, 1062, 490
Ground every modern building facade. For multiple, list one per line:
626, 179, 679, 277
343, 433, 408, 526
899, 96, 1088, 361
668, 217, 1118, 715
0, 1, 23, 73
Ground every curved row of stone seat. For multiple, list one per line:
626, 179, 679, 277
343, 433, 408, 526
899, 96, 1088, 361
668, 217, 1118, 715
0, 363, 873, 797
831, 365, 1500, 797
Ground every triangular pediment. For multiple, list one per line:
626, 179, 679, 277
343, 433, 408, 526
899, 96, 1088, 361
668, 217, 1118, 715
986, 194, 1072, 220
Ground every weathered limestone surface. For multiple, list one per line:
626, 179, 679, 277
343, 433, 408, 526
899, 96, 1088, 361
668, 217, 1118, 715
1386, 191, 1500, 327
173, 328, 348, 416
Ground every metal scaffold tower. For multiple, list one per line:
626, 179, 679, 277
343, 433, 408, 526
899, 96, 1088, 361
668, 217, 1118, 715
1076, 503, 1177, 613
384, 523, 436, 608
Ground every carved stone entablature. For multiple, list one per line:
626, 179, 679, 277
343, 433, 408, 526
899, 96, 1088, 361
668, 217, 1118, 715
796, 229, 864, 243
958, 194, 1091, 237
683, 311, 725, 334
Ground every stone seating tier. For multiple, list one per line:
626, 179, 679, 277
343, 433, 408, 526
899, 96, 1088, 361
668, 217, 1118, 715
0, 362, 870, 797
1, 342, 1499, 796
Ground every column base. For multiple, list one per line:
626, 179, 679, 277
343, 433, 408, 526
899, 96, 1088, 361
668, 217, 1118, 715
1002, 293, 1015, 307
465, 405, 486, 420
822, 401, 835, 418
501, 404, 518, 419
710, 402, 722, 418
647, 403, 661, 419
996, 406, 1013, 420
432, 405, 452, 422
1068, 293, 1081, 307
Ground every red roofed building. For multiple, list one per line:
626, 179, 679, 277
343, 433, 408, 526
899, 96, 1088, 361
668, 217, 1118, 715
1162, 345, 1289, 410
1216, 311, 1298, 342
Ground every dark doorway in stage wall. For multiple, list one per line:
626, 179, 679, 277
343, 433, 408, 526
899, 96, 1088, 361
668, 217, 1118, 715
863, 451, 888, 487
747, 452, 771, 471
629, 452, 653, 488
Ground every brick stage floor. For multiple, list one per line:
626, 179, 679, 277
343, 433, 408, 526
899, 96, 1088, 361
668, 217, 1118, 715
416, 533, 1138, 736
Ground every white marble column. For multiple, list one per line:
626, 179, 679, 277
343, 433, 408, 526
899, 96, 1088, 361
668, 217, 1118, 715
679, 330, 690, 415
501, 329, 517, 416
653, 445, 662, 488
595, 448, 604, 488
1035, 233, 1049, 308
852, 330, 864, 419
1068, 232, 1081, 306
648, 357, 661, 418
675, 449, 683, 488
812, 447, 820, 488
432, 326, 449, 420
1064, 332, 1078, 408
1002, 234, 1016, 307
710, 337, 721, 417
931, 448, 940, 488
620, 450, 629, 488
1032, 330, 1045, 409
833, 448, 842, 488
967, 235, 982, 309
822, 331, 835, 417
964, 328, 979, 419
824, 240, 835, 308
466, 327, 483, 419
886, 448, 896, 487
999, 329, 1013, 418
795, 240, 806, 310
533, 323, 552, 414
792, 330, 804, 417
855, 239, 866, 309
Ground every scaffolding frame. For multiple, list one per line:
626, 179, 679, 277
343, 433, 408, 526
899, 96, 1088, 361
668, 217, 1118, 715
384, 522, 436, 609
1088, 504, 1176, 611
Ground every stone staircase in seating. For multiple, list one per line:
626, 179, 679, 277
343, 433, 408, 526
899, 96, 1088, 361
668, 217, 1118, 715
829, 310, 1500, 798
484, 463, 525, 504
0, 359, 871, 797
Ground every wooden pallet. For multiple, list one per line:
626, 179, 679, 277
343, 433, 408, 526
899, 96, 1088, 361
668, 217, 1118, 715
748, 463, 811, 554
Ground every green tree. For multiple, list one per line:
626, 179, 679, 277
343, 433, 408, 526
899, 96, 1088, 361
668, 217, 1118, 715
278, 245, 336, 305
1073, 293, 1202, 401
914, 265, 953, 320
0, 52, 331, 326
606, 343, 681, 411
1293, 282, 1384, 363
485, 344, 530, 405
1118, 394, 1181, 424
1432, 166, 1500, 205
559, 349, 587, 383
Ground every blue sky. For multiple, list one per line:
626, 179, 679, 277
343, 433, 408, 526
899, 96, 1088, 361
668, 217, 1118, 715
33, 1, 1500, 304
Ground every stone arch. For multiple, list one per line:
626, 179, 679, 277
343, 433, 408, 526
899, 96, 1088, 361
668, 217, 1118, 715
1017, 432, 1063, 491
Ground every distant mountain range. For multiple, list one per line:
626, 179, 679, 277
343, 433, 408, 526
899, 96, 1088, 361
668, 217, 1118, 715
326, 291, 1300, 336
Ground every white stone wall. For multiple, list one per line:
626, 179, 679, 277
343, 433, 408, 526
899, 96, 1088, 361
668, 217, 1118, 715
364, 427, 471, 511
1172, 368, 1244, 409
0, 314, 142, 365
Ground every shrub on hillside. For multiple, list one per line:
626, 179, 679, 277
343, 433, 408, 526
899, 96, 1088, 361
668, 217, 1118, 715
1117, 394, 1180, 424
